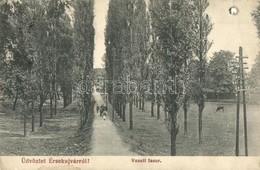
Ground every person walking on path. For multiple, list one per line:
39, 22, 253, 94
96, 105, 100, 113
91, 91, 138, 155
102, 109, 108, 120
100, 105, 104, 117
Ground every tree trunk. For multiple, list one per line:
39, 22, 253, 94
170, 126, 177, 156
118, 101, 120, 116
116, 98, 119, 116
133, 94, 136, 106
57, 92, 60, 100
84, 92, 89, 125
50, 91, 53, 118
24, 113, 27, 137
198, 100, 204, 144
157, 101, 160, 119
112, 94, 114, 122
69, 87, 73, 104
120, 102, 123, 119
170, 95, 179, 156
151, 99, 155, 117
139, 93, 142, 110
32, 100, 35, 132
54, 92, 57, 115
119, 101, 122, 118
39, 99, 44, 127
129, 95, 133, 129
184, 105, 188, 134
183, 96, 188, 134
123, 101, 126, 122
142, 93, 145, 112
136, 94, 138, 108
151, 77, 155, 117
79, 96, 84, 128
164, 107, 167, 122
63, 88, 70, 108
53, 74, 57, 115
63, 92, 67, 108
198, 106, 203, 143
13, 91, 19, 111
106, 94, 108, 107
109, 92, 112, 104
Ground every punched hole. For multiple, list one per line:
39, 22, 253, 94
229, 6, 239, 15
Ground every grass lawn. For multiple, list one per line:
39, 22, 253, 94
0, 100, 93, 156
109, 100, 260, 156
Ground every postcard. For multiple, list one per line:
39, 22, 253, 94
0, 0, 259, 169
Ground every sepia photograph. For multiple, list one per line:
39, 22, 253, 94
0, 0, 260, 169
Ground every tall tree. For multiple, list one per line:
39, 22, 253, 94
74, 0, 95, 126
105, 0, 148, 128
0, 0, 38, 135
29, 0, 57, 126
132, 0, 148, 112
193, 0, 212, 144
249, 54, 260, 89
105, 0, 130, 124
251, 2, 260, 89
0, 1, 33, 111
252, 2, 260, 40
0, 0, 93, 130
46, 0, 71, 117
150, 0, 205, 155
208, 50, 236, 98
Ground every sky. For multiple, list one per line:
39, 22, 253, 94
93, 0, 109, 68
93, 0, 260, 69
207, 0, 259, 69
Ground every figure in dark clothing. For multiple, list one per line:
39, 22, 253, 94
100, 105, 104, 117
102, 110, 108, 120
96, 105, 100, 113
100, 105, 108, 117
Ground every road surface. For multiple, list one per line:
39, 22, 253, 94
90, 91, 138, 156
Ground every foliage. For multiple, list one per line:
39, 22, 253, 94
73, 0, 95, 126
207, 50, 236, 94
0, 1, 34, 111
0, 0, 95, 128
251, 3, 260, 90
252, 2, 260, 40
249, 53, 260, 89
149, 0, 202, 155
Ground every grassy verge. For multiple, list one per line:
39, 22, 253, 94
108, 101, 260, 156
107, 102, 170, 156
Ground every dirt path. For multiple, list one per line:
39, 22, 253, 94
90, 91, 138, 156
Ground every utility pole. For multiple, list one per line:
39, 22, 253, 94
241, 47, 248, 156
234, 46, 249, 156
235, 48, 241, 156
